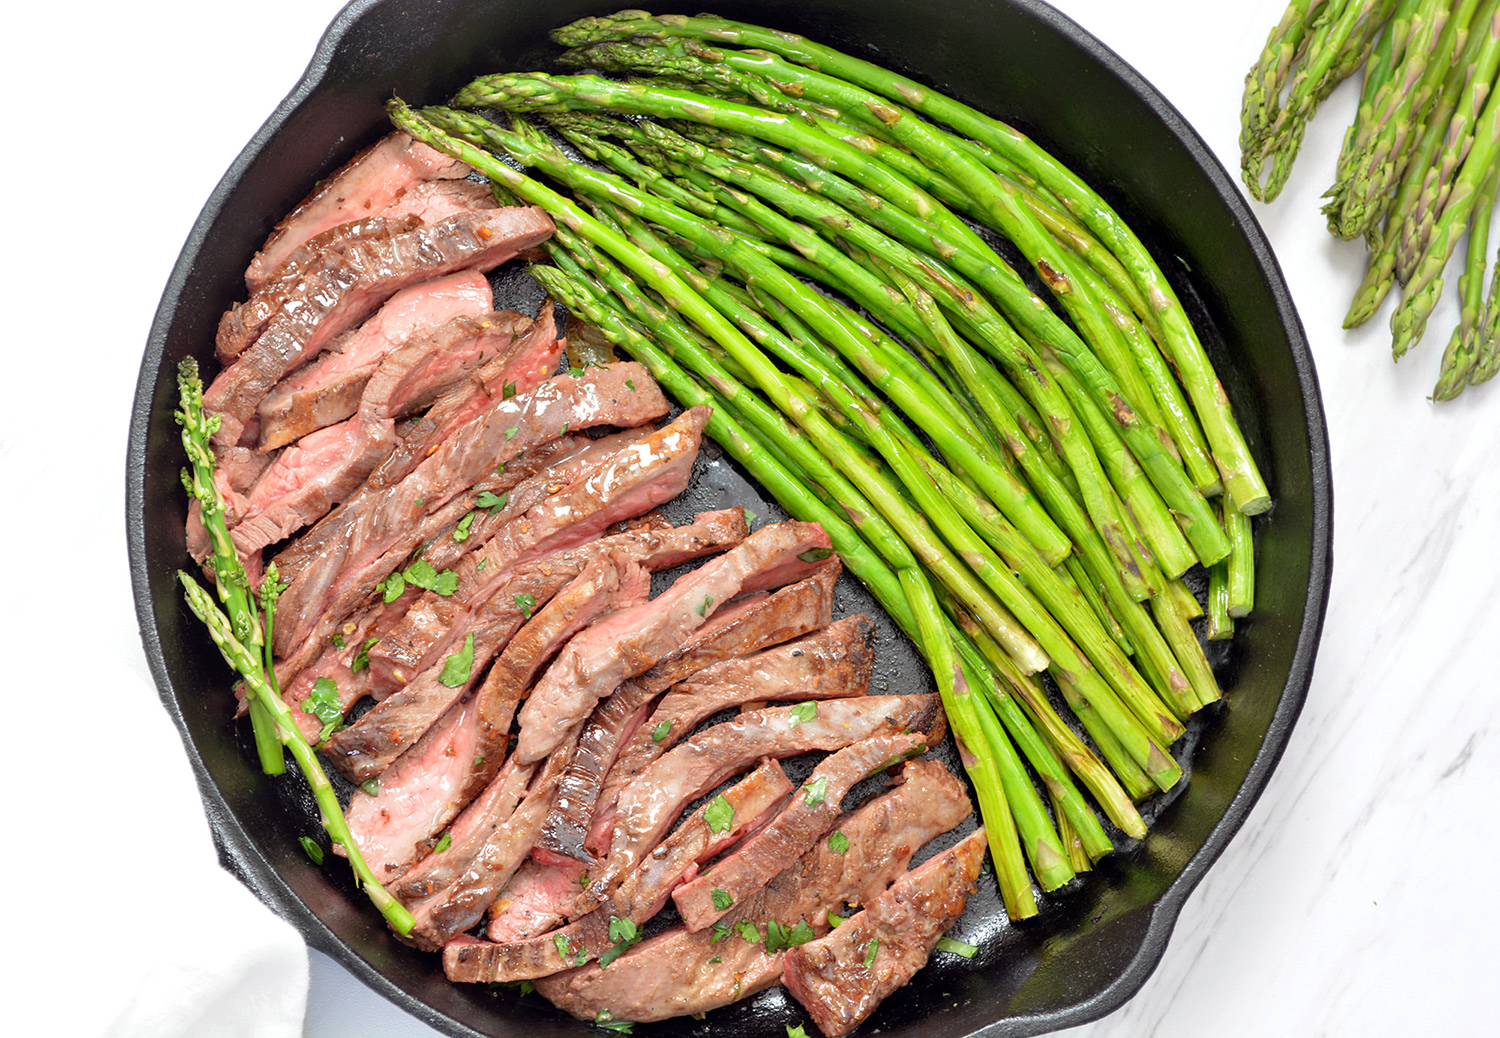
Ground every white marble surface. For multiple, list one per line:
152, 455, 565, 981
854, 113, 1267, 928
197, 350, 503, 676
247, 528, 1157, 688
9, 1, 1496, 1035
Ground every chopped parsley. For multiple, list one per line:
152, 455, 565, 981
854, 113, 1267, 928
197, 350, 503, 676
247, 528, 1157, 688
452, 511, 477, 542
695, 593, 714, 617
827, 831, 850, 854
331, 632, 346, 649
403, 558, 458, 597
787, 1027, 809, 1038
569, 366, 586, 377
764, 919, 815, 953
593, 1011, 633, 1033
553, 934, 573, 960
302, 676, 343, 740
505, 426, 519, 440
802, 774, 829, 809
438, 634, 476, 688
710, 920, 733, 944
624, 379, 636, 391
599, 916, 641, 968
711, 889, 734, 911
787, 701, 818, 727
502, 381, 517, 399
298, 836, 324, 865
862, 938, 880, 968
735, 920, 760, 944
476, 490, 509, 513
378, 571, 406, 603
350, 637, 379, 672
513, 592, 537, 618
936, 936, 979, 958
651, 720, 671, 742
703, 794, 735, 834
432, 832, 452, 854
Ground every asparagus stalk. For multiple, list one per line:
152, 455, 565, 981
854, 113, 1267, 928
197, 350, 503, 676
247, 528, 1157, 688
174, 359, 412, 935
1466, 238, 1500, 384
1434, 162, 1499, 397
1324, 0, 1461, 240
548, 10, 1270, 516
1206, 562, 1236, 642
1393, 5, 1500, 295
1243, 0, 1396, 202
1390, 47, 1500, 359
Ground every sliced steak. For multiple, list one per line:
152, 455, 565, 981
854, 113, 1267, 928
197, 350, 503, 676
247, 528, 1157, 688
220, 215, 411, 364
378, 178, 498, 226
365, 407, 710, 690
254, 269, 495, 450
781, 829, 989, 1037
615, 612, 874, 791
387, 754, 536, 907
205, 206, 555, 447
671, 730, 930, 932
405, 730, 580, 952
530, 757, 972, 1022
270, 363, 668, 657
585, 561, 841, 858
483, 855, 590, 943
515, 519, 835, 765
449, 760, 794, 982
343, 692, 484, 884
355, 304, 564, 497
244, 131, 470, 291
365, 428, 667, 691
585, 693, 943, 908
543, 565, 845, 865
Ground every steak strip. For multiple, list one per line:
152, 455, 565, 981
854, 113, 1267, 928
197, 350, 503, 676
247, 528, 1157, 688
781, 829, 989, 1038
206, 206, 555, 447
583, 561, 841, 859
405, 726, 582, 952
243, 130, 470, 291
527, 757, 972, 1022
670, 730, 931, 932
447, 760, 795, 982
514, 520, 835, 765
253, 269, 495, 451
586, 693, 943, 908
270, 363, 669, 657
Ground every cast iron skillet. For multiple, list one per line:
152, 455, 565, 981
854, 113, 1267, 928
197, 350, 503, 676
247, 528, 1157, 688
126, 1, 1334, 1034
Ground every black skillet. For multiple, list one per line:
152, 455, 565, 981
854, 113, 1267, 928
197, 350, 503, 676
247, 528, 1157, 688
127, 1, 1333, 1034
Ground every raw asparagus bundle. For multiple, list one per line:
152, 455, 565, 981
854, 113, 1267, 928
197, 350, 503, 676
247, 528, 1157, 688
390, 9, 1269, 916
1242, 0, 1500, 397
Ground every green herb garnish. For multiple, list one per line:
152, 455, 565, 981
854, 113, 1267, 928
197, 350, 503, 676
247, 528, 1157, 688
703, 794, 735, 833
438, 634, 475, 688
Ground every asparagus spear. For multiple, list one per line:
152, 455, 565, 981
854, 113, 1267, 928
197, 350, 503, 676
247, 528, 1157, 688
1324, 0, 1461, 241
1390, 49, 1500, 359
1393, 5, 1500, 298
174, 359, 413, 936
1242, 0, 1396, 202
548, 9, 1271, 516
1434, 162, 1499, 397
1345, 0, 1498, 326
1465, 239, 1500, 384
